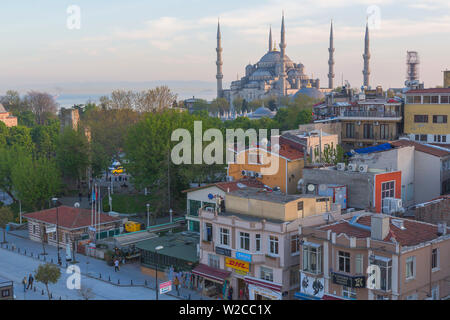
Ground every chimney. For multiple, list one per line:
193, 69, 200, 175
371, 214, 390, 241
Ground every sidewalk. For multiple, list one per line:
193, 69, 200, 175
1, 228, 209, 300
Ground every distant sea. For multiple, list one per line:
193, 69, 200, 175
56, 93, 105, 108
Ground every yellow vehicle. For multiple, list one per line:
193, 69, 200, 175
112, 166, 124, 175
124, 221, 142, 233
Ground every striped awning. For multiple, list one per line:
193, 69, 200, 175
244, 276, 282, 292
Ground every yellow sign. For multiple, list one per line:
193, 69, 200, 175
225, 257, 250, 273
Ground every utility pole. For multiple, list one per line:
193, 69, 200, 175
167, 150, 171, 216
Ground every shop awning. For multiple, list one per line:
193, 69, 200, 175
294, 292, 321, 300
322, 294, 347, 300
192, 264, 231, 284
244, 276, 282, 292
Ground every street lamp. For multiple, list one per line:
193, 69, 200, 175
155, 245, 164, 300
146, 204, 150, 229
52, 197, 61, 266
108, 187, 112, 213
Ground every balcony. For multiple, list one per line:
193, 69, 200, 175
339, 111, 401, 120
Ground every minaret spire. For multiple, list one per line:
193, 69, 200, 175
279, 12, 287, 96
216, 19, 223, 98
328, 20, 335, 89
269, 25, 273, 52
362, 20, 371, 88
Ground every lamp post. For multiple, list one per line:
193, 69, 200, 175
155, 245, 164, 300
52, 197, 61, 266
146, 204, 150, 229
108, 186, 112, 213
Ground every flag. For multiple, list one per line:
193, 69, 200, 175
92, 187, 96, 202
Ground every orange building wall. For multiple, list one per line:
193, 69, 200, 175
374, 171, 402, 213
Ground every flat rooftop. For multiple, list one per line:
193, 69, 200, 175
135, 231, 199, 263
228, 187, 316, 204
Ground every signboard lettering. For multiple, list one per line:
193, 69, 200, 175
225, 257, 250, 273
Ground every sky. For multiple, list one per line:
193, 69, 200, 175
0, 0, 449, 99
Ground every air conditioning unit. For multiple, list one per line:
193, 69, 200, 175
382, 198, 403, 215
358, 164, 368, 173
248, 171, 256, 177
337, 163, 346, 171
347, 163, 358, 171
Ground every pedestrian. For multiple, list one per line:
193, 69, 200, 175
22, 277, 27, 292
114, 259, 120, 272
173, 276, 180, 296
27, 273, 34, 290
239, 288, 243, 300
78, 192, 82, 204
228, 286, 233, 300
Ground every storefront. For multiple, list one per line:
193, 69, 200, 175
192, 263, 231, 299
244, 276, 283, 300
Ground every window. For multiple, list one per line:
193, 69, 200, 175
406, 256, 416, 280
204, 223, 213, 241
423, 96, 431, 104
260, 266, 273, 282
406, 293, 418, 300
441, 96, 449, 104
431, 96, 439, 104
406, 96, 414, 104
355, 254, 364, 274
372, 256, 392, 291
33, 224, 37, 234
431, 248, 439, 271
269, 236, 279, 255
220, 228, 230, 246
208, 254, 220, 269
188, 199, 202, 216
291, 234, 300, 254
346, 123, 355, 138
433, 115, 447, 123
413, 96, 421, 103
1, 289, 10, 298
338, 251, 351, 273
342, 286, 356, 299
302, 243, 322, 274
380, 124, 389, 140
381, 181, 395, 199
414, 115, 428, 123
420, 134, 427, 142
290, 269, 300, 286
363, 124, 374, 139
434, 135, 442, 143
255, 234, 261, 252
239, 232, 250, 251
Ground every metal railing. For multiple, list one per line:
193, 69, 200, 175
341, 111, 400, 118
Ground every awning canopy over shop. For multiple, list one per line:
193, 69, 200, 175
294, 292, 321, 300
192, 264, 231, 284
244, 276, 282, 292
322, 294, 348, 300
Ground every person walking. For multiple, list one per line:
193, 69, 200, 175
22, 277, 27, 292
173, 276, 180, 296
228, 286, 233, 300
27, 274, 34, 290
114, 259, 120, 272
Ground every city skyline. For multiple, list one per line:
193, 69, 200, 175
0, 0, 449, 98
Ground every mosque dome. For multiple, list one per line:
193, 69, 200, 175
257, 51, 294, 68
292, 87, 325, 100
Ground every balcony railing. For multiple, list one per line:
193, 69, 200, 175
341, 111, 400, 118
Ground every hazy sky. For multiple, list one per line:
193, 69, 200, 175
0, 0, 449, 95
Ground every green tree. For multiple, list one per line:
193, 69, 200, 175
35, 263, 61, 300
12, 155, 61, 211
0, 147, 28, 201
31, 121, 59, 159
56, 128, 90, 184
0, 207, 14, 243
7, 126, 34, 153
0, 121, 7, 147
295, 109, 313, 126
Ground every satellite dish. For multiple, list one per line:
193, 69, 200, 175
307, 184, 316, 192
207, 193, 214, 200
74, 202, 80, 208
319, 184, 327, 191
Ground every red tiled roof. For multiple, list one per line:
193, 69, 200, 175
192, 263, 230, 283
405, 88, 450, 94
319, 215, 441, 247
23, 206, 121, 230
391, 140, 450, 158
182, 179, 265, 193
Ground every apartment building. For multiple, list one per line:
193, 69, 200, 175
0, 104, 17, 127
296, 213, 450, 300
404, 88, 450, 146
194, 186, 343, 300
